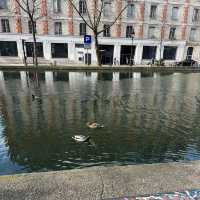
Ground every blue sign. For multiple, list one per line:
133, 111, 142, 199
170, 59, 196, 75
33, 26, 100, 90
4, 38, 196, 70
84, 35, 92, 44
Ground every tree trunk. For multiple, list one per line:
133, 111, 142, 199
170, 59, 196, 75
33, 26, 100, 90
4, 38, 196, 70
31, 19, 38, 67
22, 39, 27, 67
94, 31, 101, 66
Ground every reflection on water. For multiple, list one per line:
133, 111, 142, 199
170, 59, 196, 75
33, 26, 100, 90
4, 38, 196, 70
0, 71, 200, 175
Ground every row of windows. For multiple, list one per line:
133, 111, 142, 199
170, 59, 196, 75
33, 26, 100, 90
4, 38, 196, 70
0, 41, 178, 61
0, 19, 36, 34
0, 18, 198, 41
54, 21, 199, 40
0, 41, 68, 58
52, 0, 200, 22
1, 0, 200, 23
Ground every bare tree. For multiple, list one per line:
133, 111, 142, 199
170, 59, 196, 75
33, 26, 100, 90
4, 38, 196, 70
66, 0, 133, 66
13, 0, 42, 67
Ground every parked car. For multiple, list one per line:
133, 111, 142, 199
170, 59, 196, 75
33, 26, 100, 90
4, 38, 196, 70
176, 59, 199, 67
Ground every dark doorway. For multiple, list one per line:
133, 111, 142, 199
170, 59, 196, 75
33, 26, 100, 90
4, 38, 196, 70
99, 45, 114, 65
186, 47, 193, 60
120, 45, 136, 65
85, 53, 91, 65
25, 42, 44, 57
163, 46, 177, 60
0, 41, 18, 56
51, 43, 68, 58
142, 46, 157, 60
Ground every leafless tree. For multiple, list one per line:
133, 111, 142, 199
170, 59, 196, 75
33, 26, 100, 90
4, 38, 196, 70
14, 0, 42, 67
66, 0, 134, 66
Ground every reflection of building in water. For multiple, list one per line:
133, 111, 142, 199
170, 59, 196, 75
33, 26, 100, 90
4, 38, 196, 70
0, 71, 200, 174
133, 72, 141, 79
0, 71, 70, 171
112, 72, 119, 82
54, 72, 69, 82
20, 71, 29, 92
98, 73, 113, 81
119, 72, 133, 80
4, 72, 20, 80
45, 71, 55, 94
0, 71, 6, 95
141, 72, 154, 78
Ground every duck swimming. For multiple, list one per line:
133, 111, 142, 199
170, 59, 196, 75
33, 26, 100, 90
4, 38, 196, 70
86, 122, 104, 129
72, 135, 90, 142
32, 94, 41, 100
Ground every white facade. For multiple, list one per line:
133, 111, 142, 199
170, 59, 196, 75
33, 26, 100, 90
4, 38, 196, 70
0, 0, 200, 65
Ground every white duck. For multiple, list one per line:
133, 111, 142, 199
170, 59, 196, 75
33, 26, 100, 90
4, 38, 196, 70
86, 122, 104, 129
72, 135, 90, 142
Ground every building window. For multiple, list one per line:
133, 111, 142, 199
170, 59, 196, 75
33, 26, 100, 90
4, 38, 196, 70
0, 0, 7, 9
80, 23, 86, 35
148, 26, 156, 39
79, 0, 86, 15
142, 46, 157, 60
171, 7, 179, 20
163, 46, 177, 60
169, 27, 176, 40
53, 0, 61, 13
127, 2, 135, 18
190, 28, 197, 41
0, 41, 18, 56
126, 26, 134, 38
1, 19, 10, 32
103, 24, 110, 37
25, 42, 44, 57
103, 1, 111, 18
54, 22, 62, 35
150, 5, 157, 19
51, 43, 68, 58
28, 21, 37, 34
192, 8, 200, 22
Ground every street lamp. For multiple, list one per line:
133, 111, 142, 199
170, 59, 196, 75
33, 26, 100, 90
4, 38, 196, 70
130, 30, 135, 66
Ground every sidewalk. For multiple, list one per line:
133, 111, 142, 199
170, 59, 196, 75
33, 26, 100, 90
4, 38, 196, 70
0, 161, 200, 200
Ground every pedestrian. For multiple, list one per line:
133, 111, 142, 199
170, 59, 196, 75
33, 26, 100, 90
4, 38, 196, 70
126, 57, 129, 65
113, 58, 117, 66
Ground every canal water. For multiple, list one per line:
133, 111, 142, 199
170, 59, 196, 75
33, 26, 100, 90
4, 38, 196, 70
0, 71, 200, 175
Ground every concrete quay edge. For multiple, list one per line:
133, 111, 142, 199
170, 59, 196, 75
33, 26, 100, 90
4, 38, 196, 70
0, 64, 200, 73
0, 161, 200, 200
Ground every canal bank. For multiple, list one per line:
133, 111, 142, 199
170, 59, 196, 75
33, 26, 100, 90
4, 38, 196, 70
1, 64, 200, 73
0, 161, 200, 200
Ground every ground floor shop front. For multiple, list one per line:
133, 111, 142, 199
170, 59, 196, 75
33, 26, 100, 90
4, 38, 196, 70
0, 33, 199, 65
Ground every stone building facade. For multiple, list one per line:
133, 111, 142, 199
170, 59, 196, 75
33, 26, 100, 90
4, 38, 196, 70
0, 0, 200, 65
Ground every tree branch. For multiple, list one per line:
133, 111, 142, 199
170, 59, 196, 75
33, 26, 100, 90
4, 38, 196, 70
97, 3, 128, 35
15, 0, 30, 15
95, 0, 104, 29
84, 0, 94, 28
67, 0, 93, 30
